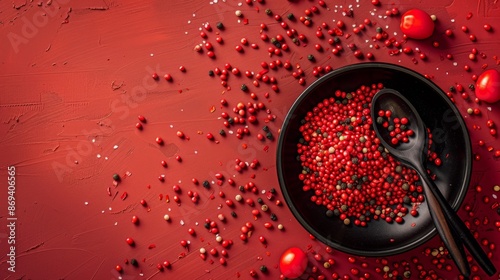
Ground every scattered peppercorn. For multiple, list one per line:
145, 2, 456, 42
203, 180, 210, 189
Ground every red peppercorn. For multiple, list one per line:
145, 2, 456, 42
126, 237, 135, 246
484, 119, 494, 128
403, 47, 413, 54
132, 215, 139, 224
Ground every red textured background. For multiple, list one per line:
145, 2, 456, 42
1, 0, 499, 279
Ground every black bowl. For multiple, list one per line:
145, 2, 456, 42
277, 63, 471, 256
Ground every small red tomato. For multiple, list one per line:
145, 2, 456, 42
279, 247, 308, 279
400, 9, 435, 39
475, 69, 500, 103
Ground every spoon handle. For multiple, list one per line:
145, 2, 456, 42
417, 166, 497, 276
415, 167, 470, 277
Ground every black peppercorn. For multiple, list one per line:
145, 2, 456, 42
202, 180, 210, 189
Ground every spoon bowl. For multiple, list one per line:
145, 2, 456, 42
370, 89, 426, 163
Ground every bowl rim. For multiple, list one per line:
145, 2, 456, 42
276, 62, 472, 256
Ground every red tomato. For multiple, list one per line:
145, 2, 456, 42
400, 9, 435, 39
279, 247, 308, 279
475, 69, 500, 103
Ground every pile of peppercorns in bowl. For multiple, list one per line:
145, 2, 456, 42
277, 62, 472, 256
